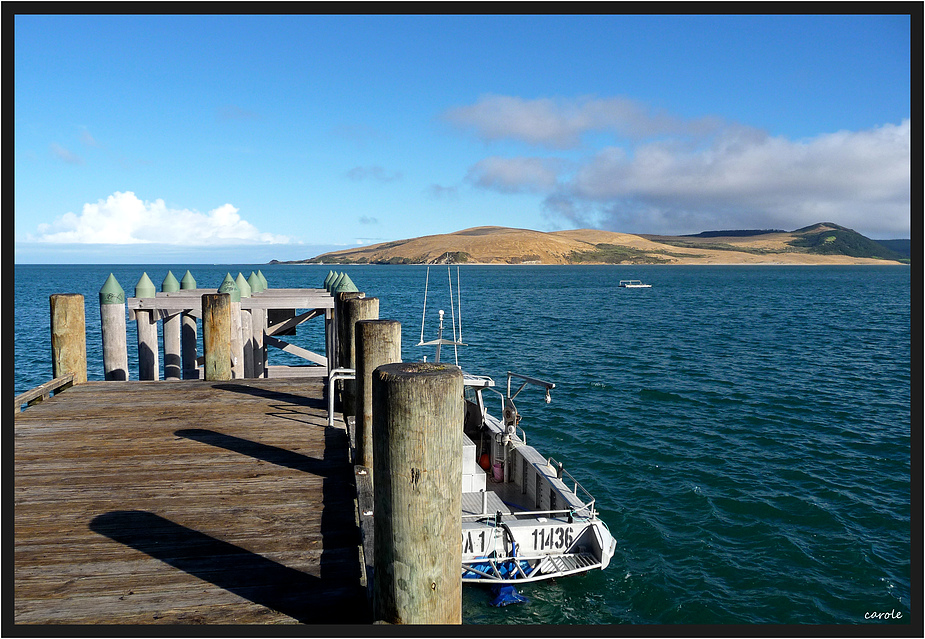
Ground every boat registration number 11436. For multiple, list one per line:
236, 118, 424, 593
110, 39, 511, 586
462, 524, 583, 555
532, 526, 574, 551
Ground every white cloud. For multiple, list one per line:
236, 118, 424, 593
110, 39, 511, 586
79, 128, 99, 147
32, 191, 292, 245
426, 184, 459, 200
50, 143, 83, 165
466, 156, 562, 193
444, 94, 723, 149
564, 120, 911, 235
445, 94, 910, 237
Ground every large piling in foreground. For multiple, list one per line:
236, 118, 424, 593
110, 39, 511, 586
372, 362, 463, 625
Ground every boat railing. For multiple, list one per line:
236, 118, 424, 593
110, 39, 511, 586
516, 425, 527, 445
547, 456, 597, 518
482, 389, 528, 444
461, 508, 577, 521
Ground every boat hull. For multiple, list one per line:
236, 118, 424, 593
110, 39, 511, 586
461, 511, 615, 583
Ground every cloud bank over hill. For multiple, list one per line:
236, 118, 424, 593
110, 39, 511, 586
445, 95, 910, 238
28, 191, 293, 246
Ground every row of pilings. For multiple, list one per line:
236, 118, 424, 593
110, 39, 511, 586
44, 269, 465, 624
328, 271, 462, 623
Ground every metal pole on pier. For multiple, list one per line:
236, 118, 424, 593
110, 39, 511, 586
372, 362, 463, 624
354, 319, 401, 475
202, 293, 233, 381
50, 293, 87, 385
99, 274, 128, 381
134, 273, 159, 380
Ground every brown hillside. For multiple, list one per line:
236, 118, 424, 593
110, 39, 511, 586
297, 226, 901, 265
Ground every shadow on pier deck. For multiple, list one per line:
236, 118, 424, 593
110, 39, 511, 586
13, 377, 368, 625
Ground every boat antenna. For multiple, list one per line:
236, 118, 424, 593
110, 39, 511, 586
456, 266, 462, 345
420, 266, 430, 346
448, 267, 458, 365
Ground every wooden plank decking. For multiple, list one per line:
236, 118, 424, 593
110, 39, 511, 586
13, 378, 368, 625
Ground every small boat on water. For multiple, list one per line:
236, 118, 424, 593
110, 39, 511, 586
419, 268, 617, 585
619, 279, 652, 288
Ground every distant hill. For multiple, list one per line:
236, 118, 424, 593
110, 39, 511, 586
283, 224, 909, 266
682, 229, 787, 238
788, 223, 908, 261
873, 239, 910, 259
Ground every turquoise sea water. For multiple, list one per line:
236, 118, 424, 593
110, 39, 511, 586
13, 263, 912, 626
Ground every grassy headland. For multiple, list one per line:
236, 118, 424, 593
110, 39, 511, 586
281, 223, 909, 266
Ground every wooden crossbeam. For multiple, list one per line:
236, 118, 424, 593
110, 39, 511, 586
264, 335, 327, 367
265, 309, 324, 337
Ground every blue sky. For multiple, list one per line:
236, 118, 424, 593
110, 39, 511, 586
14, 13, 912, 263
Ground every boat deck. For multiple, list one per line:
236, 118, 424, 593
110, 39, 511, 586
14, 378, 367, 625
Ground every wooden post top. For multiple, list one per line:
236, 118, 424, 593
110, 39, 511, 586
134, 273, 156, 298
161, 271, 180, 293
99, 274, 125, 305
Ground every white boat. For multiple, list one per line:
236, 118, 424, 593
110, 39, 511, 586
419, 268, 617, 585
619, 279, 652, 288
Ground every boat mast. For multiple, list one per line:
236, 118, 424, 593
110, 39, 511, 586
420, 266, 430, 347
448, 268, 458, 366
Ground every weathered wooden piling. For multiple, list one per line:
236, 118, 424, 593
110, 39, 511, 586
355, 319, 401, 473
372, 362, 463, 625
341, 296, 380, 419
99, 274, 128, 381
332, 275, 362, 409
161, 271, 182, 380
134, 274, 159, 380
333, 277, 361, 372
247, 271, 266, 378
219, 274, 244, 379
236, 273, 254, 378
202, 293, 232, 381
180, 270, 199, 379
49, 293, 87, 384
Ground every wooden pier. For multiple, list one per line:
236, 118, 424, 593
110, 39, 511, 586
14, 269, 461, 626
13, 270, 375, 626
14, 376, 368, 625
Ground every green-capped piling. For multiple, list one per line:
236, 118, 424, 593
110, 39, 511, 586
161, 272, 182, 379
100, 274, 128, 381
134, 273, 159, 380
236, 274, 254, 377
180, 270, 199, 379
247, 271, 266, 377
